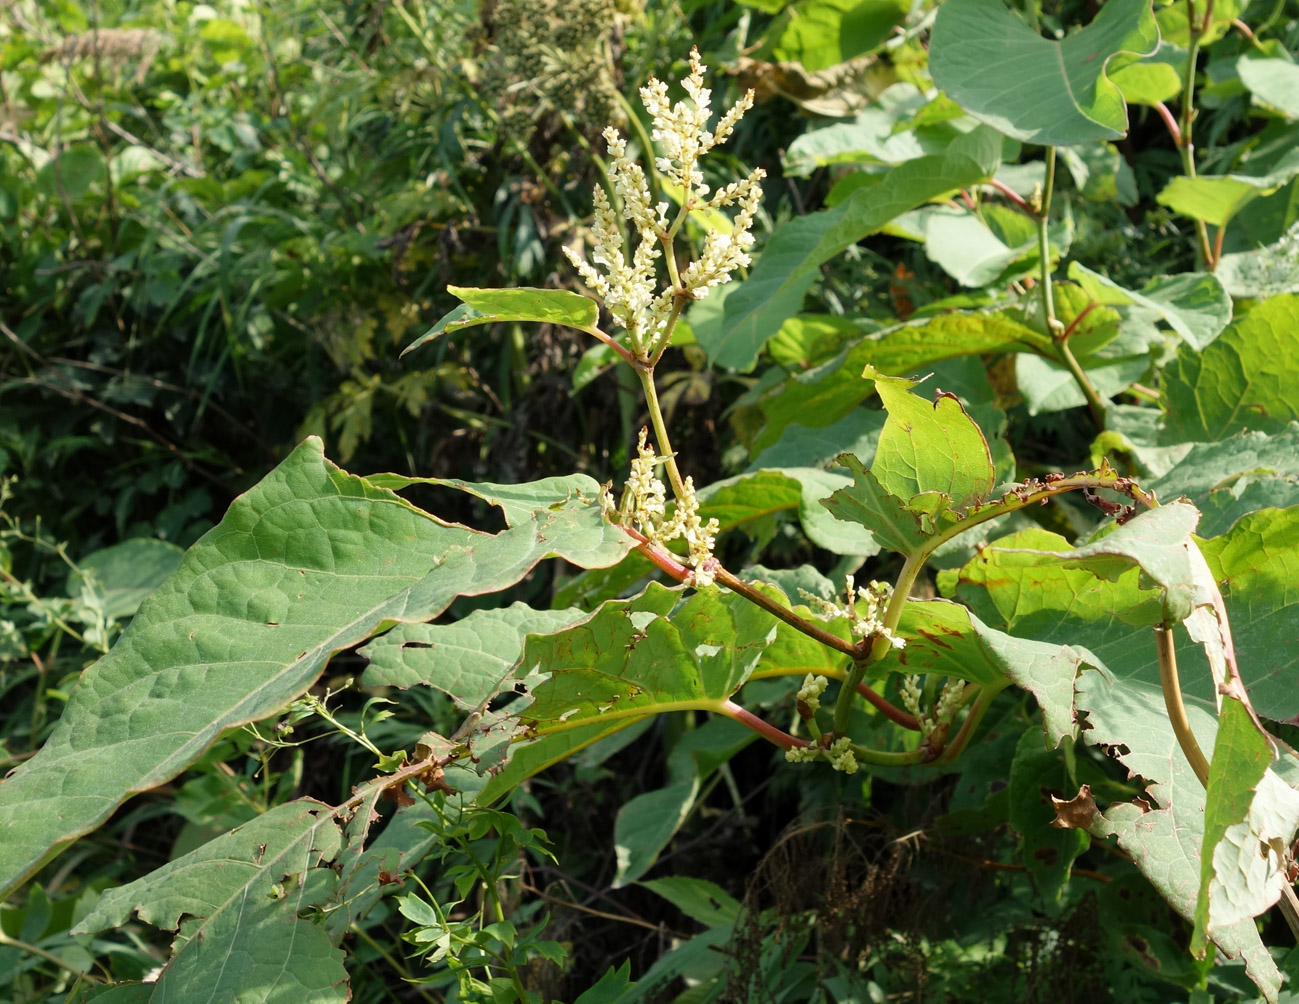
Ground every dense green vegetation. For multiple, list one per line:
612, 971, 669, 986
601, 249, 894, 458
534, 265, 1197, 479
3, 0, 1299, 1001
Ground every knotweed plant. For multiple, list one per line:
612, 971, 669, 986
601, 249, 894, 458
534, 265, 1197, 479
10, 16, 1299, 999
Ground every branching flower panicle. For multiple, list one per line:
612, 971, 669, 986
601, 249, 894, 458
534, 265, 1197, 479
620, 428, 719, 586
563, 46, 764, 358
899, 674, 967, 742
783, 734, 860, 774
800, 576, 905, 649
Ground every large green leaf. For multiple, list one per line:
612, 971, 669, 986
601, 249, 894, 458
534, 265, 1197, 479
1160, 293, 1299, 443
929, 0, 1158, 146
871, 595, 1097, 743
768, 0, 907, 72
940, 527, 1164, 736
706, 127, 1002, 371
1197, 507, 1299, 723
783, 84, 961, 174
698, 467, 878, 556
1156, 149, 1299, 228
1079, 672, 1284, 1000
1216, 222, 1299, 299
747, 409, 885, 472
403, 286, 600, 358
1067, 262, 1232, 351
994, 502, 1202, 622
1146, 426, 1299, 535
822, 369, 996, 554
0, 439, 632, 898
612, 779, 701, 888
870, 368, 995, 508
477, 583, 780, 803
359, 603, 589, 701
1236, 57, 1299, 119
822, 453, 930, 557
1148, 426, 1299, 503
924, 206, 1053, 287
843, 309, 1054, 373
1110, 55, 1183, 106
74, 800, 349, 1003
1192, 697, 1287, 954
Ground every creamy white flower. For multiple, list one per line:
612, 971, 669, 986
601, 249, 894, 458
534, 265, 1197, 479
828, 736, 859, 774
563, 46, 762, 352
797, 673, 829, 713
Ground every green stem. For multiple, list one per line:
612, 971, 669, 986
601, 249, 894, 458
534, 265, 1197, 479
1179, 0, 1216, 269
1036, 146, 1059, 337
637, 365, 687, 498
844, 742, 941, 768
1154, 624, 1211, 786
1057, 337, 1107, 429
832, 551, 926, 735
580, 324, 638, 367
833, 658, 873, 737
0, 928, 100, 983
1035, 146, 1105, 428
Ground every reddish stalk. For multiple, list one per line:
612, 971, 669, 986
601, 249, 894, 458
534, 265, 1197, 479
986, 177, 1033, 214
1153, 101, 1183, 147
720, 699, 809, 750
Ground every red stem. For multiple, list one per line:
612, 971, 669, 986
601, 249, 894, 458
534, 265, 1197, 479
721, 699, 809, 750
856, 679, 921, 731
1058, 299, 1098, 344
987, 177, 1033, 215
583, 325, 639, 368
1153, 101, 1183, 147
620, 526, 920, 730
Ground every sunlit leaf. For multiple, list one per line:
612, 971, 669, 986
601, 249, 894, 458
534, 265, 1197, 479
403, 286, 599, 357
930, 0, 1158, 145
1161, 293, 1299, 442
74, 800, 349, 1003
707, 128, 1002, 371
0, 440, 632, 898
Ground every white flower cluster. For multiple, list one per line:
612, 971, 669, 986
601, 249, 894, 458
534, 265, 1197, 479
782, 735, 859, 774
796, 673, 828, 714
622, 428, 720, 586
899, 674, 966, 741
563, 47, 765, 357
799, 575, 906, 649
827, 736, 859, 774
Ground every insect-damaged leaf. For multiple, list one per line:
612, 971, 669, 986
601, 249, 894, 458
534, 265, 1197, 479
0, 438, 632, 898
74, 800, 349, 1003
